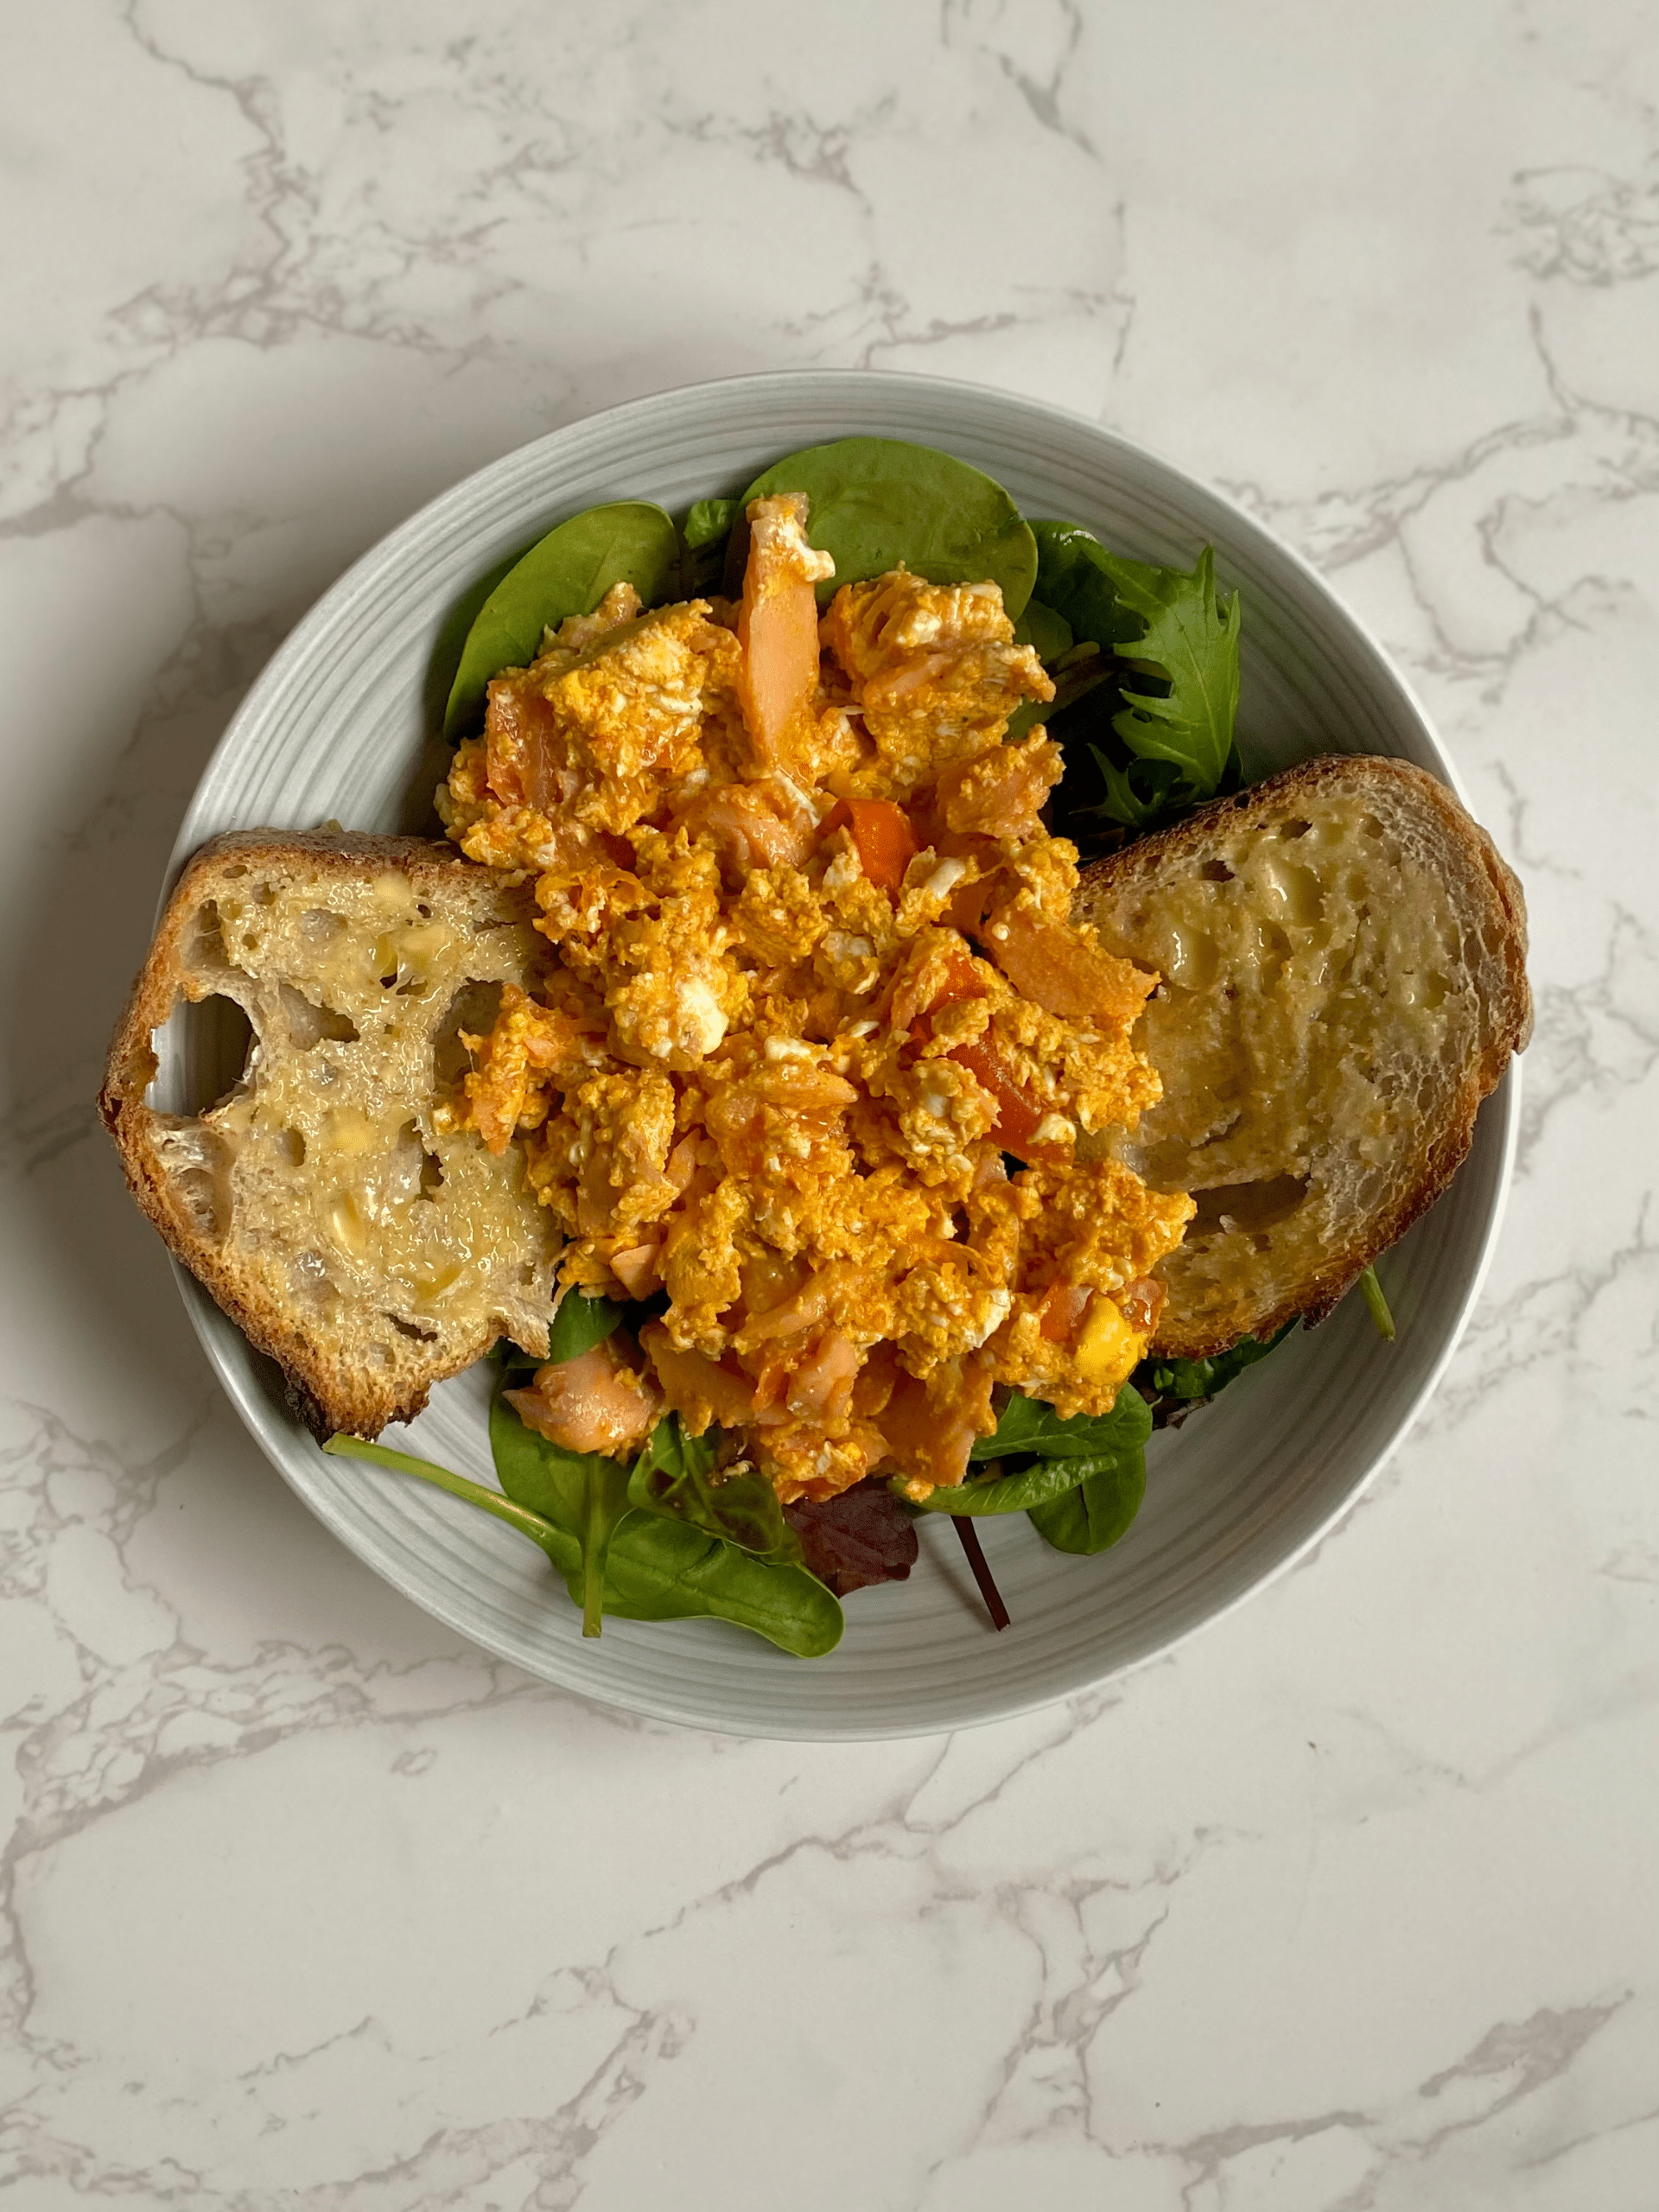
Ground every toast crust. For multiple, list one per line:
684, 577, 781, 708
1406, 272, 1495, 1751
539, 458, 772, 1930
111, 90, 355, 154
1075, 756, 1530, 1357
100, 831, 564, 1436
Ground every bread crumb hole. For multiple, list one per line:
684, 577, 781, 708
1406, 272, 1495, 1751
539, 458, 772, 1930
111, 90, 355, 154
434, 980, 505, 1094
279, 983, 359, 1050
1198, 859, 1234, 882
276, 1128, 306, 1168
386, 1313, 439, 1342
156, 990, 254, 1116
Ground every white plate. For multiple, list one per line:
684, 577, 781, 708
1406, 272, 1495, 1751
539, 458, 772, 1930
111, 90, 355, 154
162, 369, 1518, 1739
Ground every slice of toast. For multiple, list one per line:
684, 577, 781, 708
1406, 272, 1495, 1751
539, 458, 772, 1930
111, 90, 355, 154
100, 831, 565, 1437
1074, 755, 1530, 1358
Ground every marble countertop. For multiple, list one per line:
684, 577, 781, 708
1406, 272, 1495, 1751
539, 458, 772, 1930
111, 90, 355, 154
3, 4, 1654, 2205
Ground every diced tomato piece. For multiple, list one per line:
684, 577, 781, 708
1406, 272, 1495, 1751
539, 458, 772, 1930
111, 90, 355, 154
819, 797, 920, 894
946, 1038, 1060, 1162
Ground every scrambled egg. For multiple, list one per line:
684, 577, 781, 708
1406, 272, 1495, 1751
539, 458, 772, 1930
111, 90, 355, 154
439, 494, 1193, 1502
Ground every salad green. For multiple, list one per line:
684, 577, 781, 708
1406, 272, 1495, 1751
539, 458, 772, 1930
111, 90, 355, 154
381, 434, 1376, 1651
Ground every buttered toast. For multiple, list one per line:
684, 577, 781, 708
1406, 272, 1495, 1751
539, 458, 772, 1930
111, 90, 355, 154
100, 832, 563, 1437
1076, 755, 1530, 1359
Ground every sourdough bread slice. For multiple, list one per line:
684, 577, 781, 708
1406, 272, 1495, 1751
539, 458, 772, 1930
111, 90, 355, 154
100, 831, 564, 1437
1074, 756, 1530, 1358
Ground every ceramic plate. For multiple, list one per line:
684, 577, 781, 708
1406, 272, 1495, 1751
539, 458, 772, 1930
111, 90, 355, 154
159, 370, 1517, 1738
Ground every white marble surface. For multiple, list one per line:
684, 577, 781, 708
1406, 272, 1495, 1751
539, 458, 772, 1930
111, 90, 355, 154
2, 2, 1655, 2203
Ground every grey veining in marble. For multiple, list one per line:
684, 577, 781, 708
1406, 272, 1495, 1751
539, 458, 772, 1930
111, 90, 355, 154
1, 3, 1654, 2205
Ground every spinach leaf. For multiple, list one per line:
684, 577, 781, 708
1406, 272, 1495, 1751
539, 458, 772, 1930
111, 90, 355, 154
321, 1434, 578, 1571
1031, 521, 1147, 659
916, 1384, 1152, 1551
425, 543, 531, 735
683, 498, 739, 550
442, 500, 679, 739
969, 1383, 1151, 1462
548, 1287, 625, 1365
908, 1450, 1127, 1519
1137, 1321, 1298, 1406
489, 1386, 842, 1656
491, 1378, 632, 1637
1014, 597, 1073, 665
1027, 1452, 1147, 1554
740, 438, 1038, 618
628, 1417, 802, 1561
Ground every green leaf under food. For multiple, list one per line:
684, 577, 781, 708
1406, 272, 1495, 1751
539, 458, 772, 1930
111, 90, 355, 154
1136, 1321, 1299, 1408
1014, 596, 1073, 664
969, 1382, 1153, 1463
739, 437, 1038, 618
1031, 520, 1241, 836
442, 500, 679, 739
1026, 1452, 1147, 1555
489, 1385, 842, 1656
547, 1287, 625, 1365
1101, 543, 1240, 793
683, 497, 740, 550
628, 1417, 803, 1561
491, 1376, 632, 1637
914, 1384, 1152, 1551
907, 1449, 1131, 1519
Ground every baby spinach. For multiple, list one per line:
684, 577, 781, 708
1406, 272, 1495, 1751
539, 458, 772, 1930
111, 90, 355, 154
1138, 1323, 1297, 1409
969, 1384, 1149, 1464
547, 1287, 625, 1364
1014, 597, 1073, 665
908, 1451, 1122, 1520
683, 498, 739, 551
442, 500, 679, 739
628, 1417, 802, 1562
906, 1382, 1152, 1561
1027, 1452, 1147, 1554
739, 438, 1038, 618
491, 1379, 632, 1637
489, 1385, 842, 1655
321, 1434, 578, 1568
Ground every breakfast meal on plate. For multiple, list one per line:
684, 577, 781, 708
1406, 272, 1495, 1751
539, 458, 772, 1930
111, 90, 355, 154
101, 438, 1530, 1656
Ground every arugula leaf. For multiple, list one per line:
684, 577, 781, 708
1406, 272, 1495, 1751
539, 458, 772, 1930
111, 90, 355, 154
442, 500, 679, 738
1101, 543, 1239, 792
489, 1387, 842, 1656
628, 1418, 802, 1561
1027, 1453, 1147, 1554
740, 438, 1038, 617
1030, 520, 1242, 835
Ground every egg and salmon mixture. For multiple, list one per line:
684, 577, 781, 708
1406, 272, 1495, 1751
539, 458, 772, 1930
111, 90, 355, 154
438, 493, 1194, 1503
